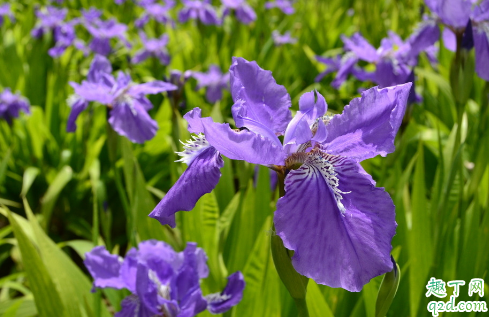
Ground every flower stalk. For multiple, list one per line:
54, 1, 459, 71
271, 168, 310, 317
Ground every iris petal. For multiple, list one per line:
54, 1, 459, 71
322, 84, 411, 161
274, 150, 395, 291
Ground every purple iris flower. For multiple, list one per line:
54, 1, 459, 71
84, 18, 130, 56
84, 240, 245, 317
315, 53, 366, 89
192, 65, 229, 103
222, 0, 256, 24
265, 0, 295, 15
48, 21, 77, 57
135, 1, 174, 28
0, 3, 14, 26
150, 57, 411, 292
179, 0, 221, 25
0, 88, 30, 124
67, 55, 177, 143
272, 30, 297, 46
31, 6, 67, 38
429, 0, 489, 81
132, 32, 171, 65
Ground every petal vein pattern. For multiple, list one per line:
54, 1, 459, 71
274, 150, 396, 292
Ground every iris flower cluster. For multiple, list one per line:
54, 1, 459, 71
150, 57, 411, 292
67, 55, 177, 143
84, 240, 244, 317
0, 88, 30, 124
316, 24, 438, 103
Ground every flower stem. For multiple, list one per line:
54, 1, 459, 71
271, 168, 310, 317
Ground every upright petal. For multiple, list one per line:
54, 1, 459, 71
406, 20, 440, 59
207, 272, 245, 314
84, 246, 125, 289
322, 84, 411, 161
283, 90, 327, 149
108, 101, 158, 143
88, 55, 112, 83
274, 150, 395, 292
149, 144, 224, 227
230, 57, 292, 135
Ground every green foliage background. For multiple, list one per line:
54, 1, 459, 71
0, 0, 488, 316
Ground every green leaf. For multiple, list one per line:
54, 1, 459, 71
407, 143, 433, 316
40, 166, 73, 229
24, 199, 110, 317
306, 282, 334, 317
375, 260, 401, 317
7, 208, 66, 317
21, 167, 40, 197
232, 216, 282, 317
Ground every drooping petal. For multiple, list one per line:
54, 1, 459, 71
207, 272, 245, 314
108, 101, 158, 143
115, 295, 155, 317
473, 26, 489, 81
230, 57, 292, 135
129, 81, 177, 96
201, 116, 286, 165
406, 20, 440, 59
71, 81, 114, 104
178, 288, 208, 317
274, 150, 395, 292
235, 5, 256, 24
84, 246, 125, 289
131, 50, 151, 64
341, 33, 378, 63
66, 97, 89, 132
149, 145, 224, 228
321, 84, 411, 161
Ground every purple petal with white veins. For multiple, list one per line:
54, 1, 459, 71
322, 84, 411, 161
207, 272, 245, 314
230, 57, 292, 135
108, 101, 158, 143
135, 263, 160, 316
274, 150, 395, 292
84, 246, 125, 289
149, 145, 223, 227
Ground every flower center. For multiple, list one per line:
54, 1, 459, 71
176, 134, 211, 165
